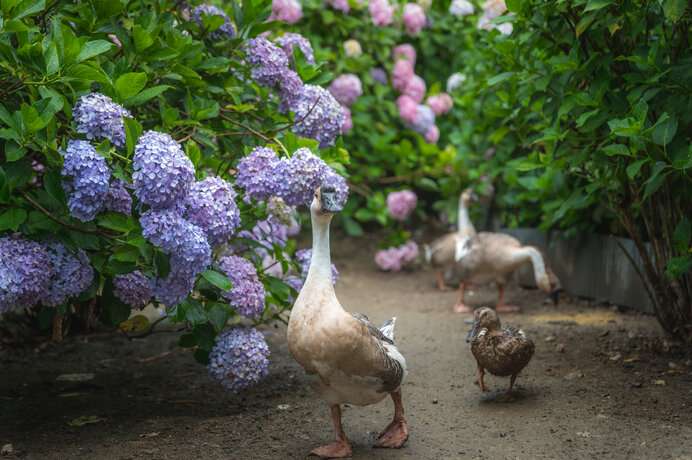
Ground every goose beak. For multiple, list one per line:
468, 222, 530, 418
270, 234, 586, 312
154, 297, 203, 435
549, 284, 563, 305
466, 322, 479, 342
320, 184, 343, 213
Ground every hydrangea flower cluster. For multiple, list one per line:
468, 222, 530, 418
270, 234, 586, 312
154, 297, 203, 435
266, 197, 297, 225
132, 131, 195, 210
409, 104, 436, 136
328, 0, 350, 13
0, 235, 50, 312
328, 74, 363, 107
184, 176, 240, 247
343, 39, 362, 57
235, 147, 280, 200
386, 190, 418, 221
269, 0, 303, 24
239, 218, 289, 254
393, 44, 416, 64
447, 72, 467, 92
323, 168, 350, 207
427, 93, 454, 115
61, 140, 110, 221
374, 240, 419, 271
218, 255, 266, 319
244, 37, 293, 88
449, 0, 474, 15
369, 0, 394, 26
72, 93, 131, 148
113, 271, 153, 309
397, 95, 418, 124
392, 59, 415, 92
478, 0, 512, 34
191, 5, 236, 40
403, 3, 426, 35
295, 249, 339, 286
402, 75, 426, 103
207, 326, 270, 393
425, 125, 440, 143
275, 33, 315, 67
291, 85, 346, 148
40, 242, 93, 307
371, 68, 388, 85
104, 178, 132, 215
342, 106, 353, 133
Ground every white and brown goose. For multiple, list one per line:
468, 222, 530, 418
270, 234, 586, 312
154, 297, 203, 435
424, 188, 478, 291
287, 184, 409, 458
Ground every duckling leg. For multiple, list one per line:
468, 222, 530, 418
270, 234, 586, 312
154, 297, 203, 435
495, 374, 517, 402
495, 284, 520, 312
436, 270, 452, 291
310, 405, 353, 458
476, 365, 489, 392
373, 387, 409, 449
453, 283, 473, 313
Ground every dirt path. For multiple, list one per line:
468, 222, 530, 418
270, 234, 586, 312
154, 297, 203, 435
1, 237, 691, 459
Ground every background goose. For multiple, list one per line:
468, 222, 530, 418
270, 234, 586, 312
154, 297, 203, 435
425, 188, 478, 291
466, 307, 535, 402
452, 232, 562, 313
287, 184, 409, 458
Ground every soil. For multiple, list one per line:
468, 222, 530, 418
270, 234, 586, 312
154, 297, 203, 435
1, 236, 691, 459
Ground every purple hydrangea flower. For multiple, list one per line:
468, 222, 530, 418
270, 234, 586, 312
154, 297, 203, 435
327, 74, 363, 107
40, 242, 93, 307
294, 248, 339, 286
72, 93, 131, 147
323, 167, 349, 207
133, 131, 195, 210
329, 0, 350, 13
244, 37, 291, 88
218, 255, 266, 319
291, 85, 345, 148
207, 326, 270, 392
191, 4, 236, 40
278, 70, 304, 112
239, 218, 289, 255
266, 197, 297, 225
273, 148, 328, 206
104, 178, 132, 215
185, 176, 240, 247
140, 208, 190, 254
275, 33, 315, 67
61, 140, 110, 222
235, 146, 280, 200
386, 190, 418, 221
114, 270, 153, 309
370, 67, 388, 85
409, 104, 436, 136
374, 240, 419, 271
0, 235, 50, 312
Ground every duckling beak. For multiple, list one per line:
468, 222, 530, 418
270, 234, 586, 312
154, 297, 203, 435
466, 322, 479, 342
549, 284, 563, 305
320, 184, 343, 213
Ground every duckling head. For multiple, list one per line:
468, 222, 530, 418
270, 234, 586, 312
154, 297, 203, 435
466, 306, 501, 342
311, 184, 343, 217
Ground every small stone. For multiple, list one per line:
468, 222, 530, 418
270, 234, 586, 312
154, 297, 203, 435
499, 432, 506, 437
545, 335, 556, 342
555, 344, 565, 353
596, 414, 608, 419
654, 380, 666, 386
1, 444, 13, 455
610, 354, 622, 361
599, 330, 609, 337
277, 404, 290, 410
432, 399, 438, 404
631, 382, 643, 388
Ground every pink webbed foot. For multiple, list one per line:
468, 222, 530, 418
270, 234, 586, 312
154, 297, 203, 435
495, 303, 520, 312
373, 419, 409, 449
453, 303, 473, 313
310, 440, 353, 458
495, 393, 514, 403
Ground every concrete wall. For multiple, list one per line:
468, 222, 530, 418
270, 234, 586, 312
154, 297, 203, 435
500, 228, 655, 313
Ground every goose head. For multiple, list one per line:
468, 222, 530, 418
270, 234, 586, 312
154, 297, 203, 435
310, 184, 343, 218
460, 188, 478, 206
466, 306, 501, 342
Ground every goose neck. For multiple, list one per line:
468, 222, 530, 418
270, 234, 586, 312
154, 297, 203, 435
305, 214, 335, 288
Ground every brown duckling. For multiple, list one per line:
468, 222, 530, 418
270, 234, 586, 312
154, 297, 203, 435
466, 307, 535, 402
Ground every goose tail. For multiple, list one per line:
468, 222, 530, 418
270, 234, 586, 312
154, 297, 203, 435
379, 317, 397, 342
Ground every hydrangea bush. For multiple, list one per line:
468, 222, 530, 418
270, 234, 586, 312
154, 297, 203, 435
0, 0, 352, 388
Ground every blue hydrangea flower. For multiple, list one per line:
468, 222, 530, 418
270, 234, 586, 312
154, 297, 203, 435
243, 37, 291, 88
133, 131, 195, 210
104, 178, 132, 215
235, 146, 280, 200
291, 85, 345, 148
154, 270, 195, 307
370, 67, 388, 85
61, 140, 110, 222
322, 167, 349, 207
184, 176, 240, 247
191, 4, 236, 40
73, 93, 131, 148
266, 197, 297, 225
217, 255, 266, 319
409, 104, 436, 135
275, 33, 315, 67
140, 208, 190, 254
273, 148, 329, 206
295, 248, 339, 286
278, 70, 304, 112
40, 242, 93, 307
238, 218, 289, 254
207, 326, 270, 393
113, 270, 153, 309
0, 235, 50, 312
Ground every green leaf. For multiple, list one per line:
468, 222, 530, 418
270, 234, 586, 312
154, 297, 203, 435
663, 0, 686, 22
601, 144, 631, 156
576, 12, 597, 37
0, 208, 26, 231
652, 115, 677, 146
132, 26, 153, 52
201, 269, 233, 291
154, 250, 170, 278
44, 168, 66, 203
123, 117, 143, 156
21, 103, 44, 133
12, 0, 45, 20
112, 244, 140, 262
583, 0, 612, 12
115, 72, 147, 102
487, 72, 516, 86
68, 230, 100, 250
666, 255, 692, 278
672, 217, 690, 253
105, 257, 137, 274
185, 298, 208, 327
100, 280, 131, 327
642, 161, 667, 201
74, 40, 112, 63
626, 158, 647, 179
192, 322, 216, 351
5, 140, 27, 161
26, 210, 61, 231
122, 85, 170, 108
207, 303, 228, 332
98, 213, 133, 232
504, 0, 521, 13
67, 63, 111, 84
341, 216, 364, 236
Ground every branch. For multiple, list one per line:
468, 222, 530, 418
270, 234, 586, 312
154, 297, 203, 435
609, 234, 657, 313
176, 124, 197, 144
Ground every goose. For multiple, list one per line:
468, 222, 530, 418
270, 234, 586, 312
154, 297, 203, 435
466, 306, 535, 402
287, 184, 409, 458
424, 188, 478, 291
452, 232, 562, 313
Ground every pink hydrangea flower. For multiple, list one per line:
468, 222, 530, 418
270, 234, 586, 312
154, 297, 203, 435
329, 0, 350, 13
369, 0, 394, 26
269, 0, 303, 24
374, 240, 419, 271
402, 3, 426, 35
392, 44, 416, 65
403, 75, 426, 103
396, 95, 418, 124
426, 93, 453, 115
392, 59, 414, 92
108, 34, 121, 48
386, 190, 418, 221
342, 106, 353, 133
328, 74, 363, 106
424, 125, 440, 143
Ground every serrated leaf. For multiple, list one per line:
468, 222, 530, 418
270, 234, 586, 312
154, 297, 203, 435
201, 269, 233, 291
122, 85, 170, 108
74, 40, 112, 63
132, 26, 153, 52
663, 0, 686, 22
21, 103, 44, 133
115, 72, 147, 102
5, 140, 27, 161
0, 208, 26, 231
